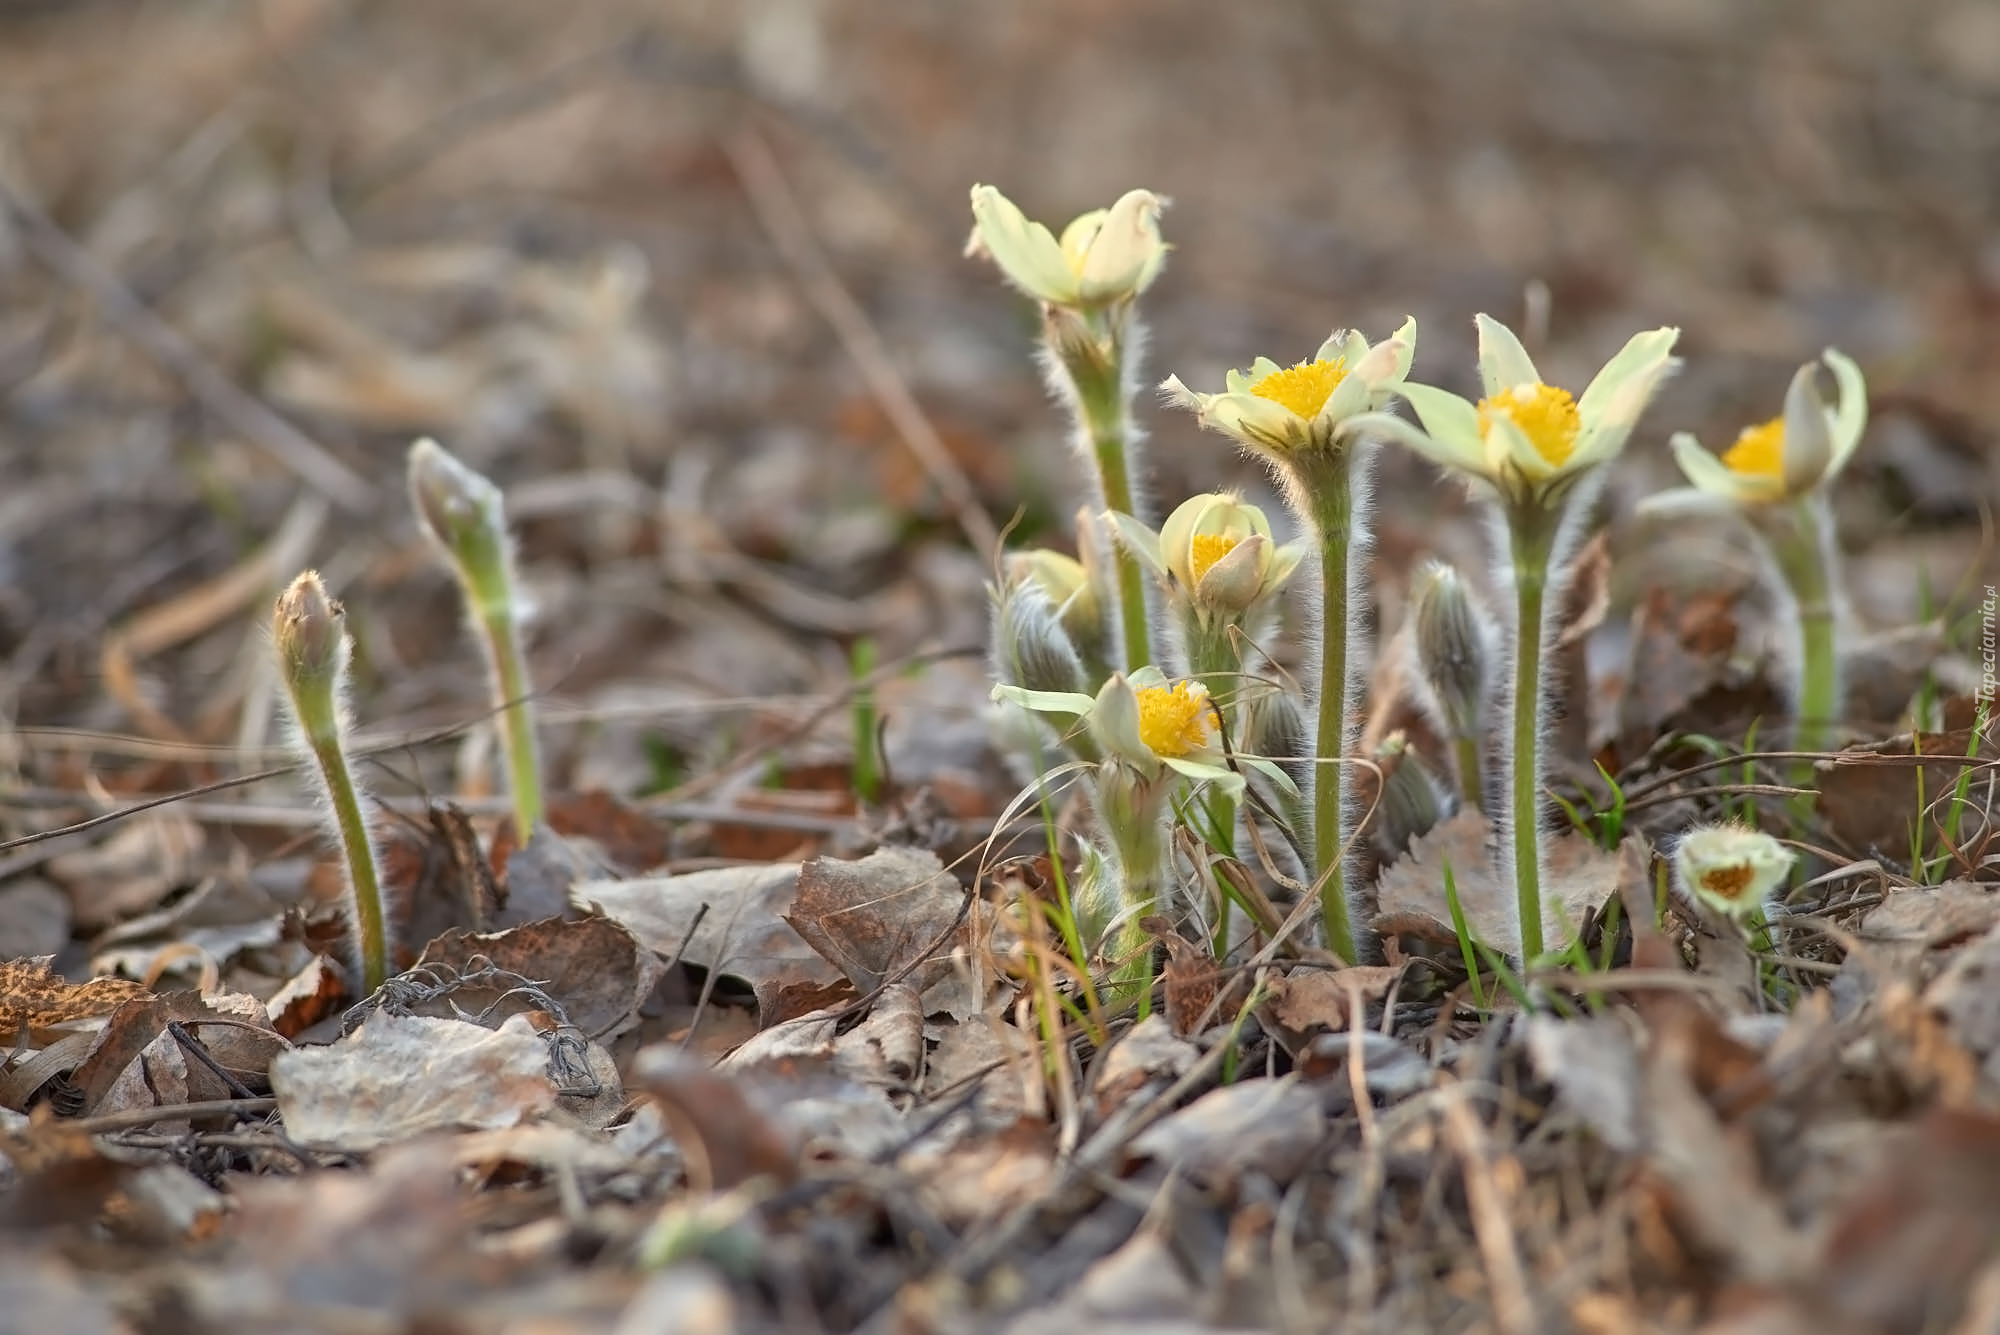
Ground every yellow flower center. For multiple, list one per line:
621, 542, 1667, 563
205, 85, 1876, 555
1135, 681, 1213, 758
1722, 417, 1785, 479
1250, 358, 1348, 420
1697, 863, 1756, 905
1478, 383, 1582, 467
1188, 533, 1241, 584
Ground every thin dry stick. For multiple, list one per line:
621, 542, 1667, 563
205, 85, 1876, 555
62, 1097, 279, 1133
0, 173, 374, 513
725, 127, 1000, 558
1438, 1077, 1537, 1335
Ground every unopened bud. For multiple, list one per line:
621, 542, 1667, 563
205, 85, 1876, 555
1409, 560, 1492, 735
409, 438, 511, 612
273, 571, 348, 697
991, 578, 1086, 697
1673, 823, 1795, 920
1371, 732, 1445, 857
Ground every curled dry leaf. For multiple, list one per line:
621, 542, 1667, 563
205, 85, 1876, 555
0, 957, 147, 1046
632, 1045, 800, 1191
1258, 965, 1402, 1056
785, 846, 997, 1021
575, 862, 843, 1025
70, 990, 281, 1118
265, 955, 344, 1039
1372, 810, 1626, 956
271, 1012, 555, 1150
415, 915, 663, 1044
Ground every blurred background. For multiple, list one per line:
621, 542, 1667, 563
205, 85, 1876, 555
1, 0, 1994, 810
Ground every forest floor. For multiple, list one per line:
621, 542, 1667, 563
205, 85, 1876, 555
2, 2, 1998, 1332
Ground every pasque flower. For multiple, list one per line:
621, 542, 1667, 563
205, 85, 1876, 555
1111, 492, 1305, 624
968, 186, 1170, 676
1358, 315, 1679, 511
1356, 316, 1680, 963
1674, 823, 1795, 921
1659, 349, 1866, 508
1644, 349, 1868, 763
967, 185, 1168, 310
992, 667, 1293, 989
1161, 320, 1416, 461
1161, 318, 1416, 963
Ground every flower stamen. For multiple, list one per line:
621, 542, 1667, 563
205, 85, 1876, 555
1188, 533, 1240, 585
1250, 358, 1348, 420
1478, 383, 1582, 467
1698, 864, 1757, 905
1722, 417, 1785, 479
1135, 681, 1213, 758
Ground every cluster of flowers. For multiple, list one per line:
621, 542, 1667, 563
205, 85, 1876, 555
970, 186, 1844, 974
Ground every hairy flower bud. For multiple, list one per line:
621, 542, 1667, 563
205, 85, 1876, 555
273, 570, 347, 696
991, 577, 1087, 698
1370, 732, 1446, 858
1409, 560, 1493, 736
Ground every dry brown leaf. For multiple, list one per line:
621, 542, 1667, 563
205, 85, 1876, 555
1091, 1015, 1199, 1118
574, 862, 842, 1026
415, 915, 663, 1044
1816, 723, 1997, 862
833, 980, 924, 1092
264, 955, 344, 1039
0, 958, 146, 1046
1372, 810, 1624, 955
632, 1046, 800, 1191
1805, 1108, 2000, 1333
908, 1119, 1057, 1230
1855, 881, 2000, 955
922, 1016, 1038, 1135
1610, 581, 1781, 764
1922, 917, 2000, 1092
46, 813, 204, 933
202, 1143, 489, 1327
270, 1013, 555, 1150
1637, 1007, 1811, 1288
785, 846, 994, 1020
70, 990, 281, 1118
1127, 1076, 1326, 1188
0, 1112, 131, 1230
1527, 1014, 1643, 1153
1259, 965, 1402, 1051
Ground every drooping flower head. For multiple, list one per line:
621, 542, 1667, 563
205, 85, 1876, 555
1673, 823, 1796, 920
967, 185, 1168, 310
1161, 319, 1417, 458
1659, 349, 1867, 508
1359, 315, 1680, 511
